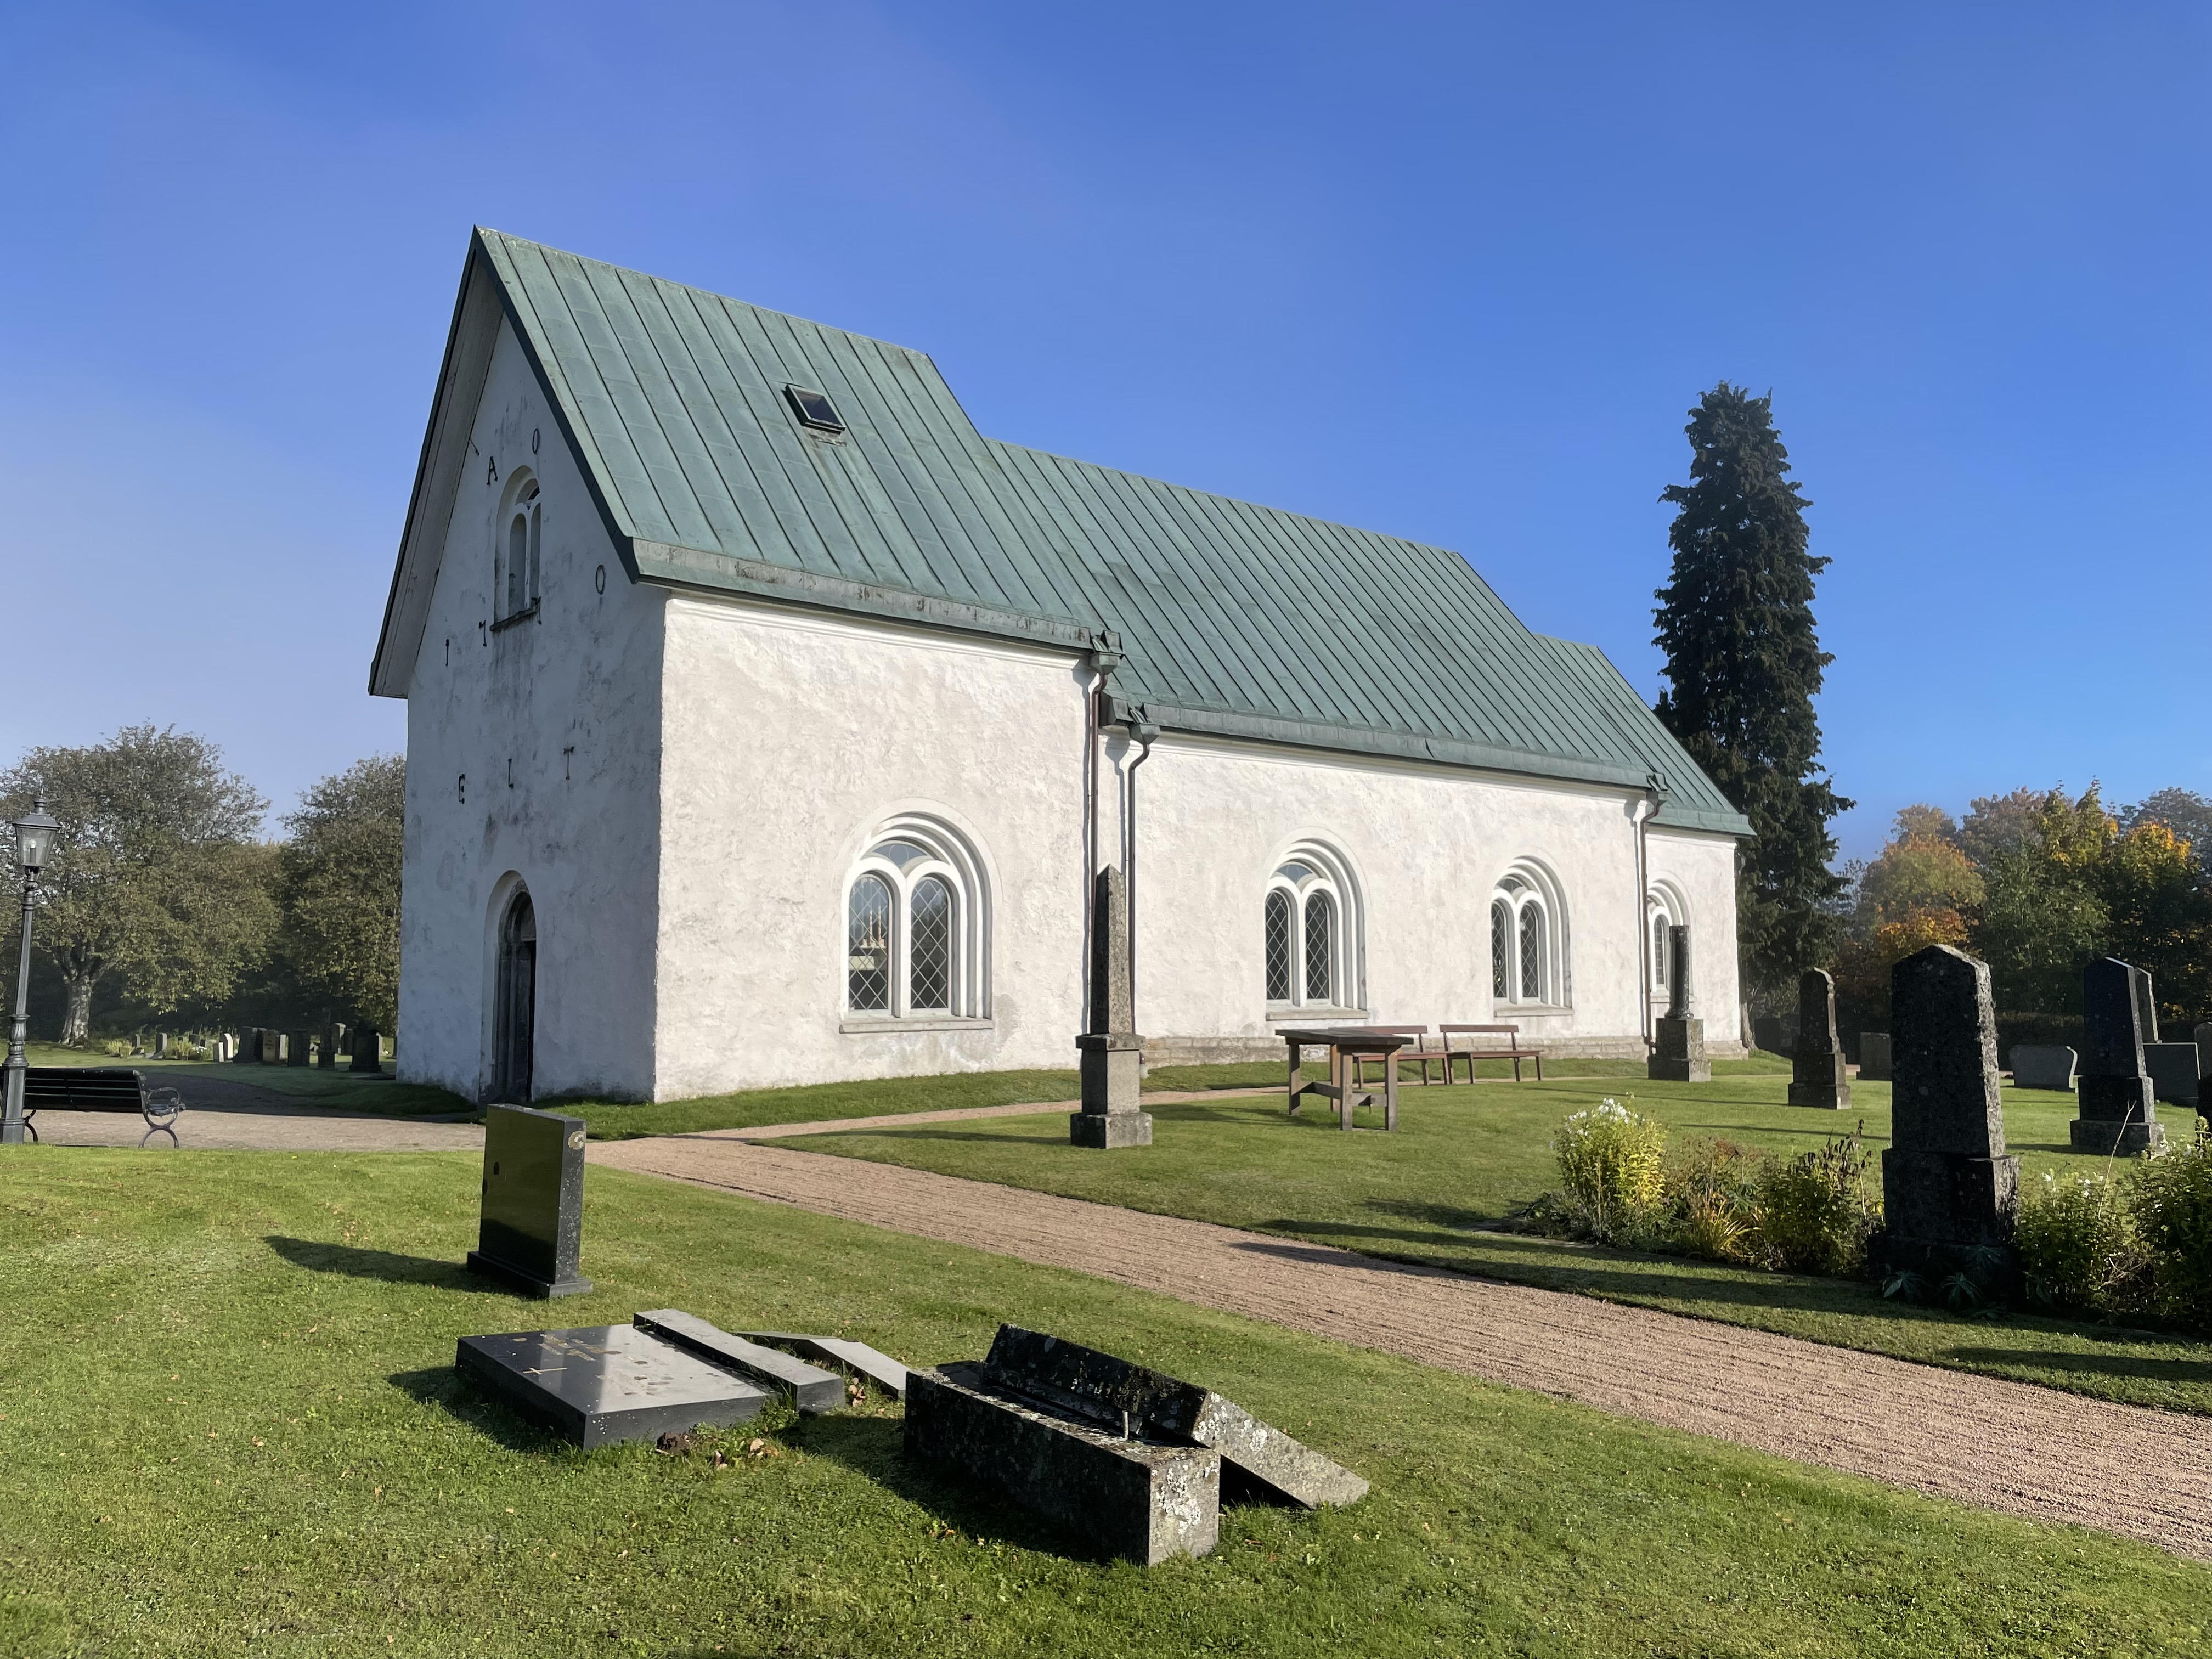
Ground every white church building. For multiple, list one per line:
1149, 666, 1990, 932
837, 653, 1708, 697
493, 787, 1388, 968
371, 230, 1750, 1104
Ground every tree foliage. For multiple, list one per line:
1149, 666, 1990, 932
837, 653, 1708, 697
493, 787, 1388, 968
278, 755, 404, 1032
1653, 383, 1852, 1000
0, 726, 275, 1044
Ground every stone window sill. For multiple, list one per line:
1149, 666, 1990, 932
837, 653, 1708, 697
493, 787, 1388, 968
1493, 1003, 1570, 1017
1263, 1005, 1370, 1025
491, 602, 540, 634
839, 1015, 995, 1035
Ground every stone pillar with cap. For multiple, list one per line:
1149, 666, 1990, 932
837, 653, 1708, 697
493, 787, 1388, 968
1787, 968, 1850, 1109
1880, 944, 2019, 1288
2070, 958, 2165, 1154
1071, 865, 1153, 1149
1646, 925, 1709, 1082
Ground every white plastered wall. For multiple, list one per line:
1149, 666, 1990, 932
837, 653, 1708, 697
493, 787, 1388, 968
652, 594, 1088, 1097
1643, 827, 1745, 1043
396, 317, 666, 1102
1111, 733, 1745, 1056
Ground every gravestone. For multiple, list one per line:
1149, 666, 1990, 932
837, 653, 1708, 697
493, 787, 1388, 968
2198, 1024, 2212, 1120
2070, 958, 2164, 1155
286, 1029, 313, 1068
2145, 1043, 2200, 1109
981, 1324, 1368, 1508
154, 1032, 168, 1059
907, 1361, 1221, 1565
1858, 1032, 1892, 1082
632, 1311, 844, 1413
1751, 1014, 1796, 1056
1647, 924, 1709, 1082
350, 1025, 385, 1075
1787, 969, 1850, 1110
2010, 1045, 2078, 1091
1071, 865, 1153, 1149
456, 1324, 768, 1448
318, 1025, 338, 1070
1880, 945, 2019, 1286
467, 1104, 592, 1297
737, 1330, 909, 1398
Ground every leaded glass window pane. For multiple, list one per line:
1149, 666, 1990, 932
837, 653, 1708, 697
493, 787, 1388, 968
847, 874, 891, 1011
1654, 916, 1669, 985
1519, 903, 1544, 1002
1264, 890, 1292, 1001
910, 876, 952, 1011
1304, 892, 1334, 1004
506, 513, 529, 615
1491, 900, 1509, 998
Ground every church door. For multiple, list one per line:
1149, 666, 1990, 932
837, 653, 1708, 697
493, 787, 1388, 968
493, 891, 537, 1102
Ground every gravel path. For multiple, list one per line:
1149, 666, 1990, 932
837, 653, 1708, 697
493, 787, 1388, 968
28, 1074, 482, 1152
591, 1132, 2212, 1560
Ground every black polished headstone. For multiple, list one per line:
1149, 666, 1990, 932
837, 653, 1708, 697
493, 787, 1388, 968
456, 1324, 768, 1448
2072, 958, 2163, 1155
467, 1104, 591, 1297
350, 1024, 385, 1075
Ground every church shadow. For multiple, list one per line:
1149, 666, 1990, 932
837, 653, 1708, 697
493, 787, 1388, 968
265, 1234, 479, 1290
1947, 1347, 2212, 1384
387, 1365, 568, 1453
795, 1414, 1121, 1564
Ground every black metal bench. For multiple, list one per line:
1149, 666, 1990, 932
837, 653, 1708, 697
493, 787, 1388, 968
21, 1067, 186, 1146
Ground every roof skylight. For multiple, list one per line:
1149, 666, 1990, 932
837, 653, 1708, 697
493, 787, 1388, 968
784, 385, 844, 433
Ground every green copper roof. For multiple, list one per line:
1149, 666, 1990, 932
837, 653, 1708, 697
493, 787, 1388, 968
389, 228, 1749, 836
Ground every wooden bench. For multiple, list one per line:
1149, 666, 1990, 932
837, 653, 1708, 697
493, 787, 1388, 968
1436, 1024, 1544, 1083
1348, 1026, 1447, 1087
1279, 1026, 1407, 1131
20, 1067, 186, 1146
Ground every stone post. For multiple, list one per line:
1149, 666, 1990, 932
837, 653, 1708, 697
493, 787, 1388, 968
1646, 924, 1709, 1082
2070, 958, 2164, 1154
1787, 968, 1850, 1109
1070, 865, 1153, 1149
1880, 944, 2019, 1286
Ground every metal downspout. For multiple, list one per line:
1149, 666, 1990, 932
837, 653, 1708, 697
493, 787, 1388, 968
1123, 721, 1159, 1018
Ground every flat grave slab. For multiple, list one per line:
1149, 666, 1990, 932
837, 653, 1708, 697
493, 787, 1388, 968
738, 1330, 909, 1397
457, 1324, 768, 1448
633, 1310, 844, 1413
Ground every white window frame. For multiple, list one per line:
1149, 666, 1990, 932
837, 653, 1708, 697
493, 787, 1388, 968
1262, 841, 1364, 1018
1492, 862, 1570, 1011
1646, 882, 1688, 1000
494, 470, 541, 624
840, 814, 992, 1031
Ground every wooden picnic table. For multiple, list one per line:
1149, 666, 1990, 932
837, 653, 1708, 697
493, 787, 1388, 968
1278, 1026, 1408, 1131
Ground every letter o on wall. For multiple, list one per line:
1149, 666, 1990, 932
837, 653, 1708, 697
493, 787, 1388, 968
594, 564, 606, 595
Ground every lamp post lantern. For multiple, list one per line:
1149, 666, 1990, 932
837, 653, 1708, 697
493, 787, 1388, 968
2, 799, 59, 1146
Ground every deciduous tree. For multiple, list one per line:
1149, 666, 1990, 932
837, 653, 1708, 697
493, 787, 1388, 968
279, 755, 404, 1033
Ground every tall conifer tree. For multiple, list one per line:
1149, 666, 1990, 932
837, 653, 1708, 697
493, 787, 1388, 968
1654, 383, 1850, 999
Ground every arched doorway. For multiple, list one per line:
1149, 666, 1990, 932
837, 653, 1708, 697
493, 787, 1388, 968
493, 890, 536, 1102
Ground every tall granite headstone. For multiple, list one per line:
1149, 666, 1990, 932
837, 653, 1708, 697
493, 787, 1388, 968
2070, 958, 2164, 1155
350, 1025, 385, 1075
466, 1103, 592, 1297
1787, 969, 1850, 1110
1881, 945, 2018, 1284
1647, 925, 1709, 1082
1071, 865, 1153, 1149
286, 1029, 313, 1068
1857, 1032, 1892, 1082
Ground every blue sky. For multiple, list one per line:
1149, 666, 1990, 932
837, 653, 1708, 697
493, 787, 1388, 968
2, 1, 2204, 859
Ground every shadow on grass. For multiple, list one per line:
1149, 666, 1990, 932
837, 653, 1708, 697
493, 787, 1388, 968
1949, 1347, 2212, 1384
266, 1234, 480, 1290
796, 1413, 1121, 1565
388, 1364, 568, 1454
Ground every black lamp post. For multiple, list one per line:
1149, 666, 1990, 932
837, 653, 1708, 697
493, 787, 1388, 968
2, 799, 59, 1147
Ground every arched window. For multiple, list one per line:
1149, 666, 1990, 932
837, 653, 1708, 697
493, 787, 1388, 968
1646, 883, 1688, 998
496, 472, 541, 621
1264, 890, 1293, 1001
1492, 864, 1567, 1008
1262, 844, 1361, 1012
842, 815, 990, 1020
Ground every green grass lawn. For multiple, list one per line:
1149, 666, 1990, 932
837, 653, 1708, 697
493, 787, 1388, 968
2, 1148, 2205, 1657
763, 1074, 2212, 1417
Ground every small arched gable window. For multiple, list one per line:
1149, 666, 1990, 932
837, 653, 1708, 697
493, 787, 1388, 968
496, 471, 541, 621
1263, 843, 1361, 1012
842, 815, 990, 1020
1646, 883, 1688, 996
1493, 862, 1568, 1008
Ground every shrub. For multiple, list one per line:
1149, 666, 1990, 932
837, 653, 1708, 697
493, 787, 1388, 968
2132, 1131, 2212, 1327
1661, 1138, 1759, 1263
101, 1039, 131, 1058
1551, 1100, 1667, 1240
1751, 1130, 1881, 1276
2016, 1171, 2139, 1317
